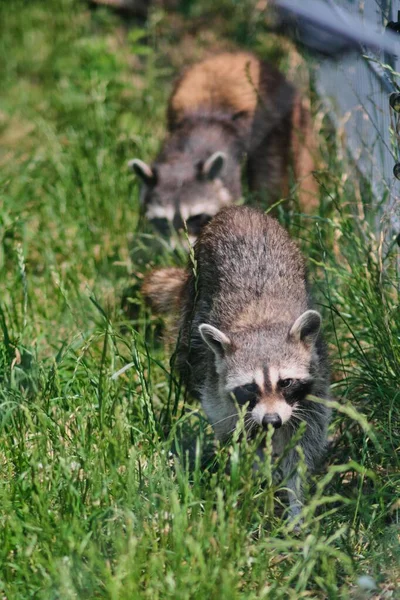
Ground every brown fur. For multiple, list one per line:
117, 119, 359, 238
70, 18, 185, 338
168, 52, 319, 209
290, 95, 319, 211
168, 52, 263, 128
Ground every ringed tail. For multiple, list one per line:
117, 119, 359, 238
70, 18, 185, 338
142, 267, 187, 314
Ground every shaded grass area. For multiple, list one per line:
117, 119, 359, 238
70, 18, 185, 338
0, 0, 399, 597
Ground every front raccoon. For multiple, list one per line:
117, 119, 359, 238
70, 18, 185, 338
144, 206, 330, 516
130, 52, 318, 242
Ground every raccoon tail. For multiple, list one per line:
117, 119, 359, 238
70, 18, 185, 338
142, 267, 187, 314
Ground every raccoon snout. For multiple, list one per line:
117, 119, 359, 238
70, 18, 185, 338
262, 413, 282, 430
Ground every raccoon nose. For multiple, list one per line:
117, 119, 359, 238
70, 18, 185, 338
262, 413, 282, 430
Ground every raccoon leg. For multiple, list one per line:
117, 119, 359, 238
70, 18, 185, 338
247, 99, 319, 213
281, 450, 304, 523
286, 474, 303, 522
290, 94, 319, 212
246, 121, 291, 209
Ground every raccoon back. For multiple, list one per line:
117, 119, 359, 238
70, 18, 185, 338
186, 206, 309, 332
174, 206, 313, 394
167, 52, 295, 146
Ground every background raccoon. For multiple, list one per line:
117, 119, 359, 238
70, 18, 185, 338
130, 52, 319, 241
143, 206, 330, 517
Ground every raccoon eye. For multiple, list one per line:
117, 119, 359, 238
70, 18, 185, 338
231, 383, 259, 408
150, 217, 171, 235
279, 378, 313, 405
279, 379, 293, 389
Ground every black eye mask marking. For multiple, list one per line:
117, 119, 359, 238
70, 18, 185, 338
150, 217, 171, 236
186, 213, 212, 235
279, 378, 293, 389
279, 379, 313, 405
231, 383, 259, 410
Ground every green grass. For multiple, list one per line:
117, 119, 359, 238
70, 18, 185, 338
0, 1, 399, 597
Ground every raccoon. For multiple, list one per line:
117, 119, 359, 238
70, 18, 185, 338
129, 52, 318, 242
144, 206, 330, 517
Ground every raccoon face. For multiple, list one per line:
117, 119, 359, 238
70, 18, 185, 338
128, 152, 234, 243
199, 311, 321, 440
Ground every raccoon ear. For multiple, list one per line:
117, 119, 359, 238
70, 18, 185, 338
128, 159, 157, 186
202, 151, 226, 180
289, 310, 321, 346
199, 324, 231, 358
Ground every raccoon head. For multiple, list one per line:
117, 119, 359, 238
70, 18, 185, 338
128, 152, 234, 243
199, 310, 322, 441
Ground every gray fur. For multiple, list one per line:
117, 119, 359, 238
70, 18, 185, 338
174, 206, 331, 516
131, 118, 240, 237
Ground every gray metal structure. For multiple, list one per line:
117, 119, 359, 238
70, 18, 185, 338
277, 0, 400, 236
317, 0, 400, 235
